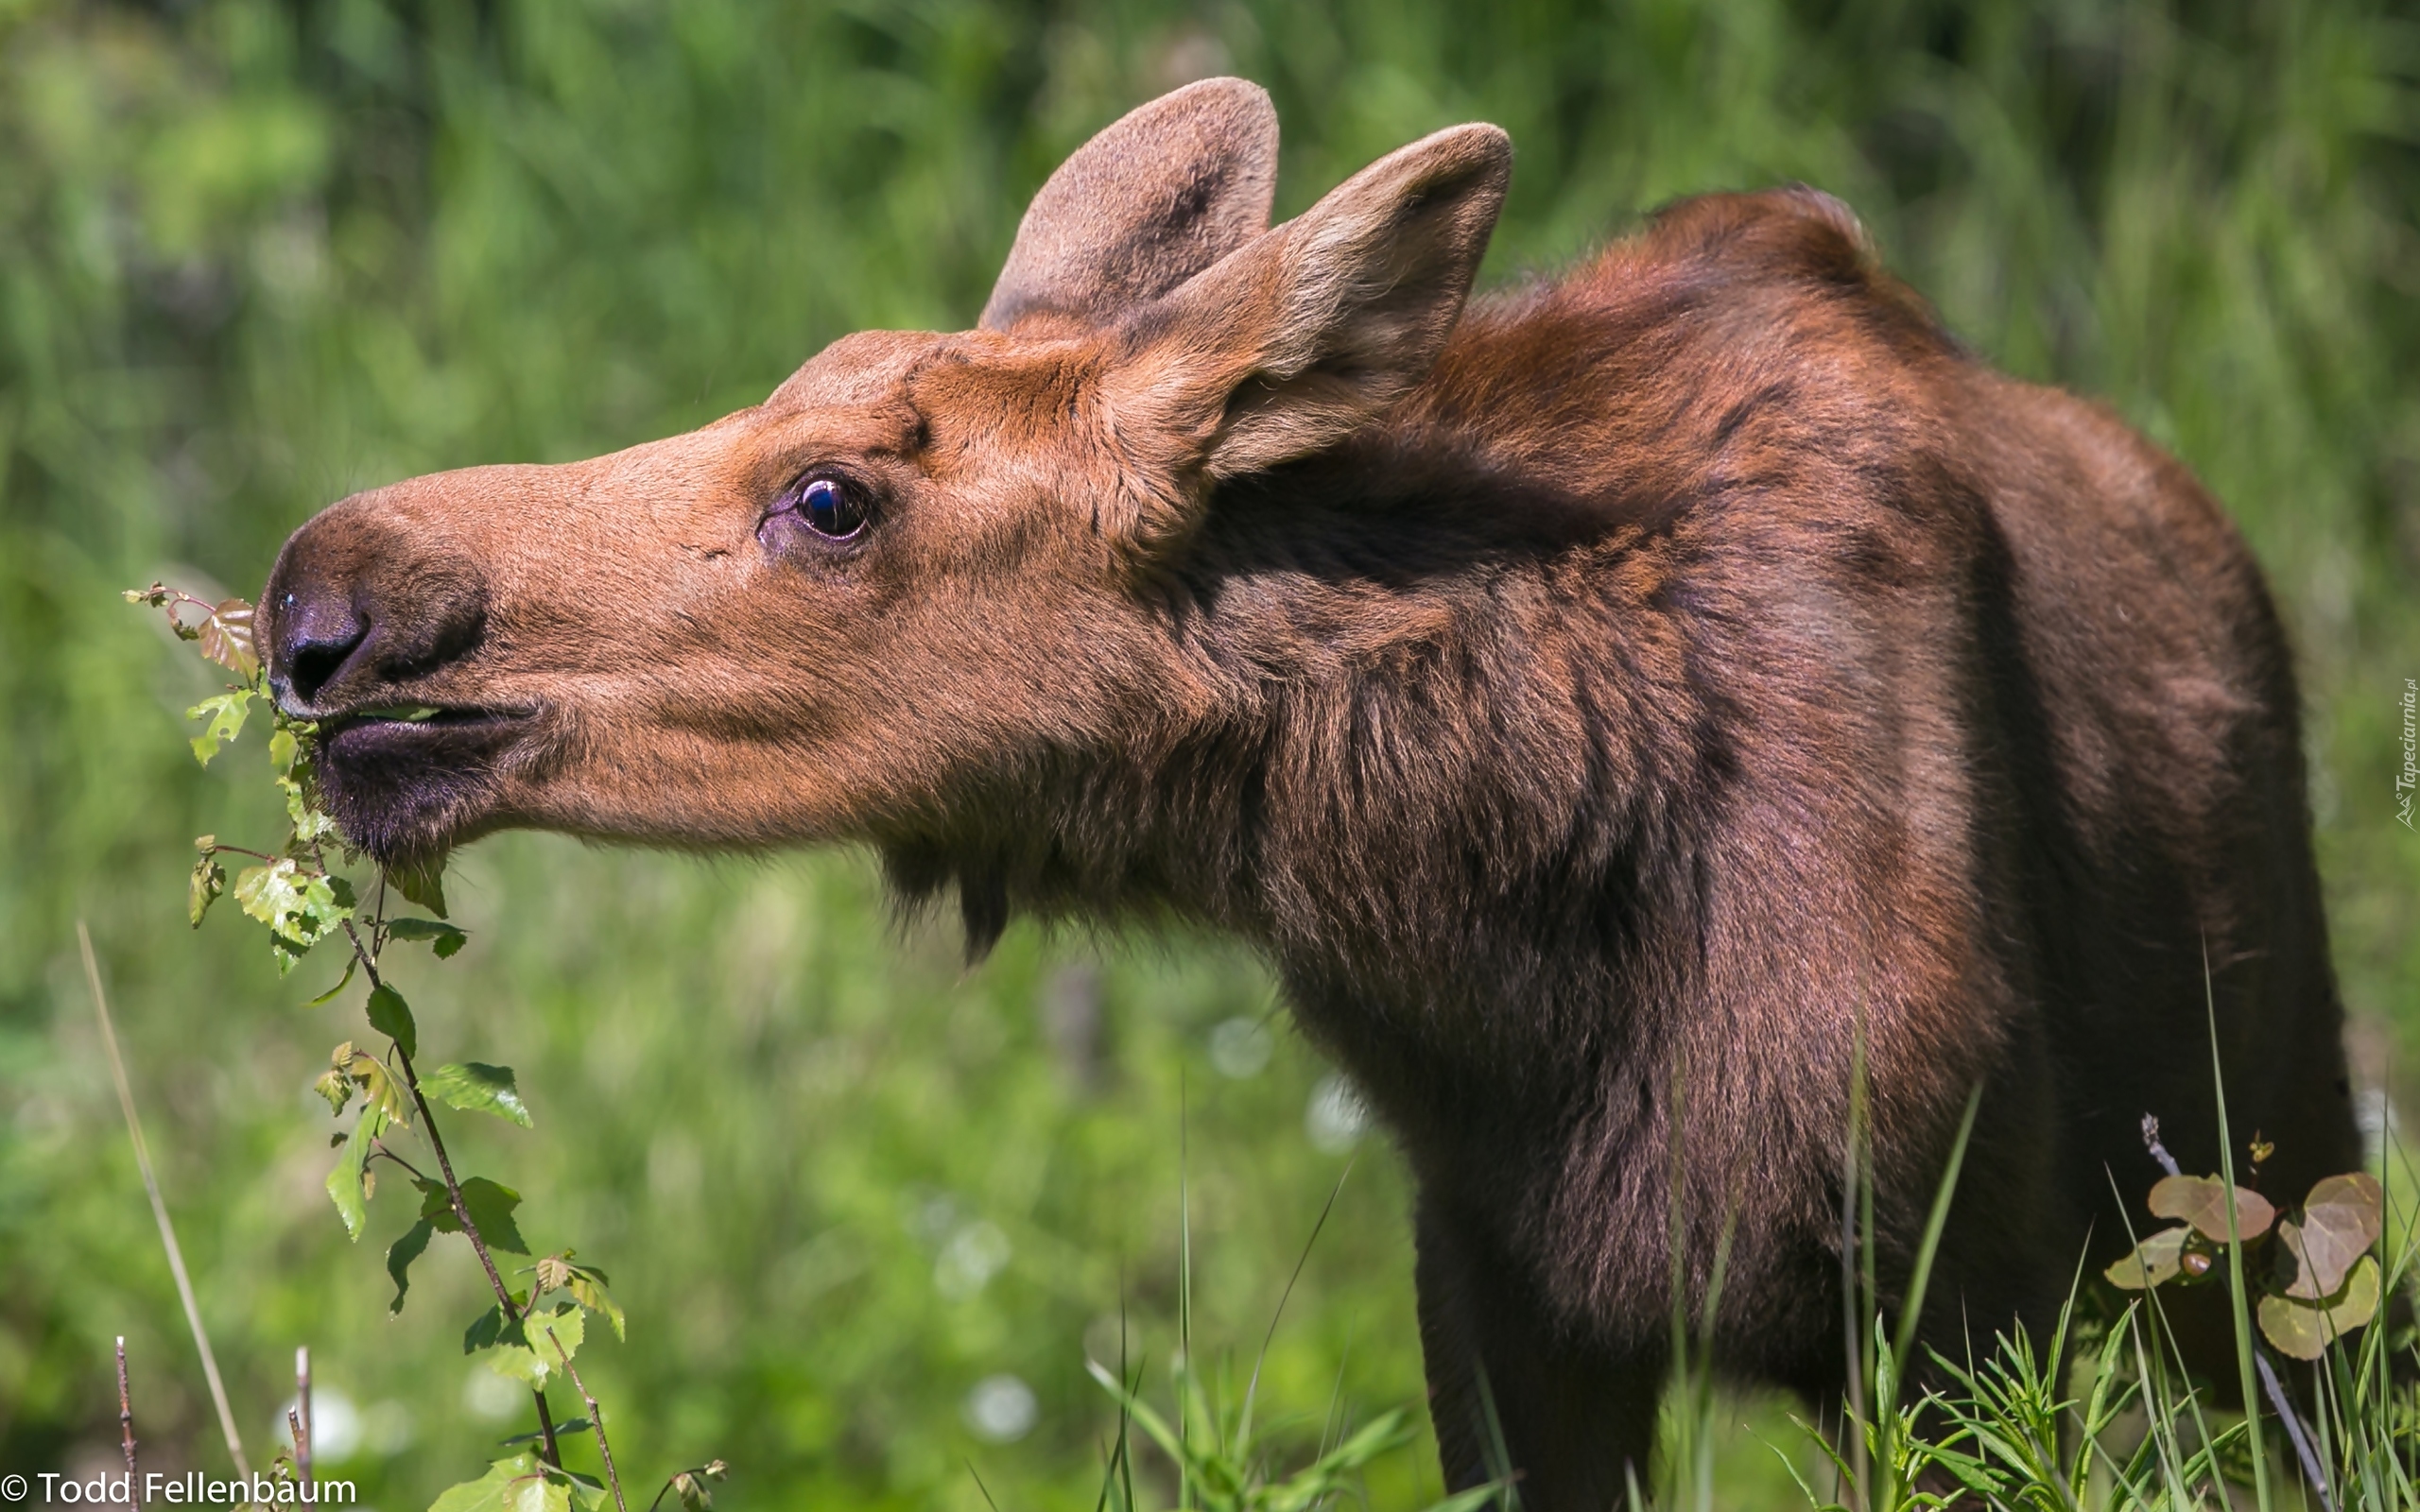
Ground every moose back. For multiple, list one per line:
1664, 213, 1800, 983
260, 79, 2359, 1506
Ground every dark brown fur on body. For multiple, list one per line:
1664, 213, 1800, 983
260, 81, 2357, 1507
893, 189, 2359, 1494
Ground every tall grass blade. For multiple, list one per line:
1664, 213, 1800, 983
78, 921, 252, 1478
1241, 1156, 1355, 1452
1891, 1083, 1982, 1373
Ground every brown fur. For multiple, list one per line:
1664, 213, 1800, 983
261, 82, 2357, 1506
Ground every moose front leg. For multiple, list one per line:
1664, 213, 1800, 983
1413, 1202, 1662, 1511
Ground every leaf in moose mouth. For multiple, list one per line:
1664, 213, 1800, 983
2148, 1173, 2276, 1243
2280, 1171, 2385, 1300
2105, 1225, 2196, 1289
2258, 1254, 2382, 1361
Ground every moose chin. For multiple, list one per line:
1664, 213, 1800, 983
258, 78, 2358, 1507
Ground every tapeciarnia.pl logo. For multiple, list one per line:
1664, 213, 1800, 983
2397, 678, 2416, 832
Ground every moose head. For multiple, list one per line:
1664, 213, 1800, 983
261, 79, 1511, 942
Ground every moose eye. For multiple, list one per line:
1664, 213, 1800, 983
792, 477, 866, 540
762, 474, 871, 554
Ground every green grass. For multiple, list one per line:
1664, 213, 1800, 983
2, 0, 2415, 1504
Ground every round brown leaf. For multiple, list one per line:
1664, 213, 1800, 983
2105, 1226, 2193, 1290
2282, 1172, 2384, 1300
2257, 1255, 2382, 1361
2148, 1173, 2276, 1243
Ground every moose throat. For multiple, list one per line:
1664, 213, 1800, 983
259, 78, 2359, 1510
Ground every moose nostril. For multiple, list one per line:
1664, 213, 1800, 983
273, 585, 372, 707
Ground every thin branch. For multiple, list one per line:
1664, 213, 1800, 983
335, 905, 564, 1471
367, 1143, 433, 1182
557, 1352, 630, 1512
645, 1465, 728, 1512
2140, 1114, 2182, 1178
79, 921, 251, 1478
2255, 1349, 2334, 1512
198, 843, 282, 863
296, 1345, 314, 1482
116, 1336, 136, 1477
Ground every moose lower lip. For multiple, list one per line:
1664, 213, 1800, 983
326, 705, 521, 732
318, 706, 535, 759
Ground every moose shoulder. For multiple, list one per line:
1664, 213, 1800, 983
260, 78, 2359, 1507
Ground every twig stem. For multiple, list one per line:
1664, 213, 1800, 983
116, 1336, 136, 1477
337, 910, 562, 1470
296, 1345, 313, 1481
2255, 1349, 2334, 1512
559, 1353, 630, 1512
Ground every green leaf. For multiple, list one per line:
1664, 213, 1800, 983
386, 855, 450, 918
234, 858, 302, 928
498, 1418, 590, 1447
485, 1345, 547, 1386
314, 1064, 354, 1118
387, 1218, 436, 1314
425, 1176, 530, 1255
528, 1302, 585, 1366
2148, 1173, 2275, 1243
2282, 1172, 2384, 1300
486, 1305, 584, 1388
326, 1102, 389, 1241
2104, 1226, 2194, 1289
188, 854, 226, 927
185, 690, 253, 765
346, 1048, 412, 1127
462, 1300, 527, 1355
565, 1270, 624, 1342
2258, 1254, 2382, 1360
535, 1252, 624, 1340
388, 916, 470, 957
458, 1177, 530, 1255
233, 857, 347, 971
428, 1454, 561, 1512
282, 770, 337, 844
289, 871, 350, 951
366, 984, 418, 1058
427, 1062, 532, 1128
305, 957, 358, 1006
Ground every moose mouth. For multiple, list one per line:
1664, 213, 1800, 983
315, 703, 540, 862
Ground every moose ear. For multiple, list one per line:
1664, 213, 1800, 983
1110, 122, 1512, 493
979, 77, 1280, 333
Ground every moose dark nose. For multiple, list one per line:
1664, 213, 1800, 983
269, 578, 372, 707
263, 506, 489, 712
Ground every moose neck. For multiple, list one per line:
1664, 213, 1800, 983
1193, 438, 1714, 1139
887, 421, 1719, 1181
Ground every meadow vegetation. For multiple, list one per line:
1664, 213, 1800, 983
2, 0, 2415, 1504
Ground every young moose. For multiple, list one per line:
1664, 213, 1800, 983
263, 80, 2358, 1505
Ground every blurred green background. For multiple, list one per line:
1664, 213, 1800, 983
2, 0, 2414, 1504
